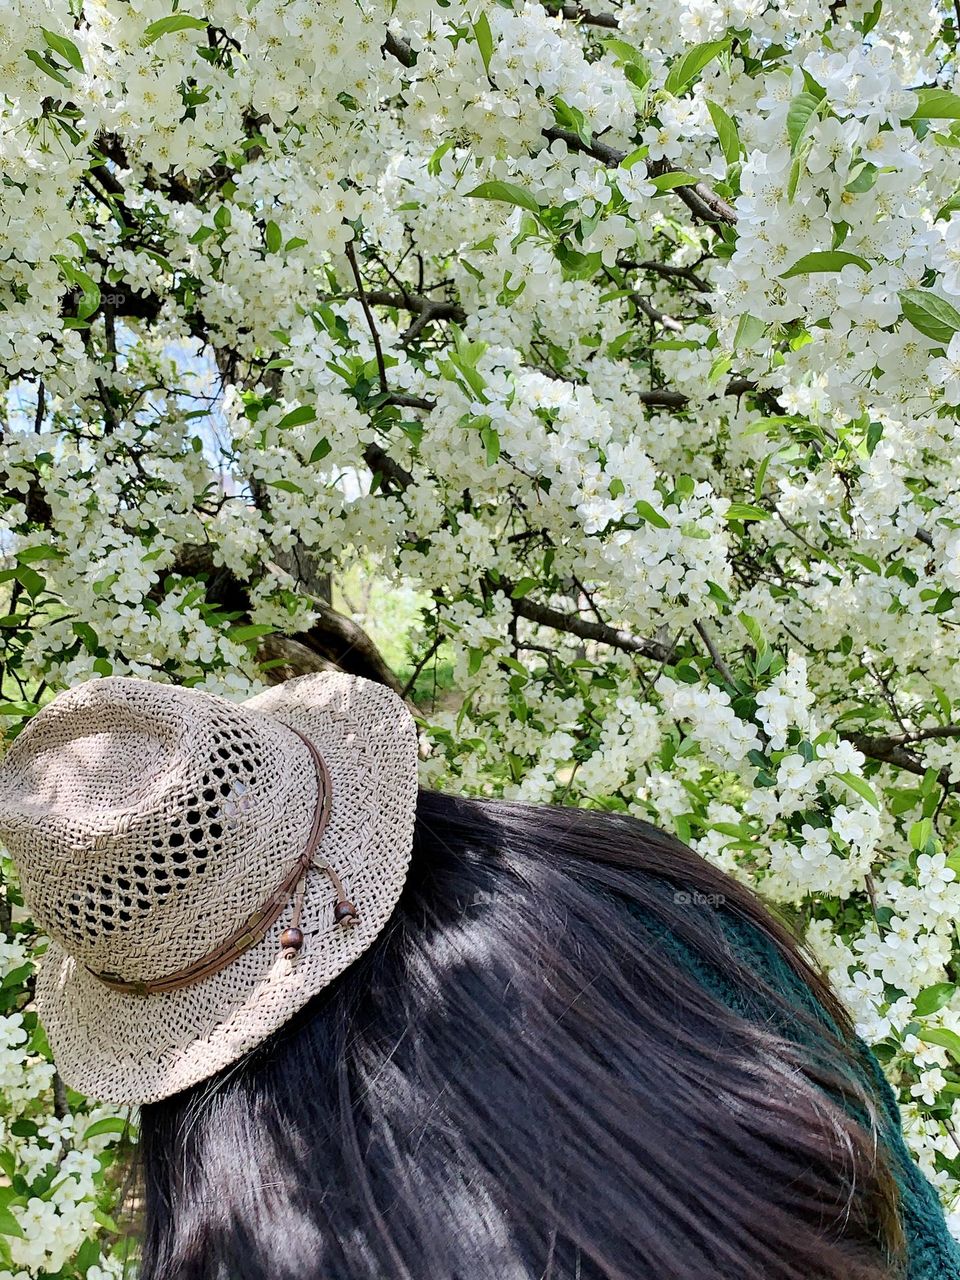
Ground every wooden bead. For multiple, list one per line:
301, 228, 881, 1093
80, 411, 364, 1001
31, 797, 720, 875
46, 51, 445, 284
334, 900, 358, 926
279, 926, 304, 952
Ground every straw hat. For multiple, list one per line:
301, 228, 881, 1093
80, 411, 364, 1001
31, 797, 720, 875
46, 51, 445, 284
0, 672, 419, 1105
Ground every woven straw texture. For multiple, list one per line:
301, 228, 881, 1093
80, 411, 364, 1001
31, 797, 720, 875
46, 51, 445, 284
0, 672, 419, 1104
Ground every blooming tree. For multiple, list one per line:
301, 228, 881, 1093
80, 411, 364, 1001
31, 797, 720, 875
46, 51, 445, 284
4, 0, 960, 1269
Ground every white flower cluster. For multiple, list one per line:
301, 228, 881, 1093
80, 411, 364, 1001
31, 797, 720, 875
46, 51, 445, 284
0, 946, 125, 1276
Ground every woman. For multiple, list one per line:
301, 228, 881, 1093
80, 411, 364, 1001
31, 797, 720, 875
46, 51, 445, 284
0, 671, 957, 1280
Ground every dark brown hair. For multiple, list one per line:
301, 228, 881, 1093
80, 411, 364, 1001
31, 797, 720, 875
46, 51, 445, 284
137, 790, 905, 1279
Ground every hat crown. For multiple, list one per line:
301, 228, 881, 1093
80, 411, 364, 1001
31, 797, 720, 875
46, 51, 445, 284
0, 676, 315, 982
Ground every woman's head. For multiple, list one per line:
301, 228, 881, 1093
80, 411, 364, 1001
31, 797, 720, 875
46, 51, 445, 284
138, 789, 905, 1280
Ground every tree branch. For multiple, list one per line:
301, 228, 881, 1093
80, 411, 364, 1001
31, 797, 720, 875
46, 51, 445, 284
693, 619, 736, 687
384, 391, 435, 411
541, 124, 628, 168
344, 239, 389, 395
503, 582, 675, 662
618, 257, 712, 293
381, 29, 416, 68
363, 441, 414, 493
385, 379, 759, 415
545, 2, 620, 28
542, 128, 738, 225
843, 731, 955, 789
163, 544, 406, 694
261, 559, 406, 696
886, 724, 960, 745
630, 291, 684, 331
364, 290, 466, 326
401, 633, 444, 699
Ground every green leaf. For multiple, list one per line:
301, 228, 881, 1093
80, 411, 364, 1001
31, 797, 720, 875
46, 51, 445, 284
920, 1027, 960, 1060
786, 91, 822, 152
706, 100, 740, 164
800, 70, 827, 101
444, 342, 489, 400
835, 771, 881, 810
16, 544, 62, 564
786, 135, 813, 203
227, 624, 277, 644
708, 352, 732, 385
663, 38, 730, 97
14, 566, 45, 599
649, 171, 701, 191
899, 288, 960, 343
473, 12, 493, 74
94, 1207, 121, 1234
427, 137, 457, 177
725, 502, 770, 522
72, 620, 99, 649
733, 312, 765, 350
635, 500, 670, 529
910, 816, 934, 851
276, 405, 317, 430
82, 1115, 130, 1140
860, 0, 883, 34
308, 437, 331, 464
604, 37, 651, 85
553, 96, 593, 147
42, 28, 84, 72
845, 160, 878, 193
77, 284, 101, 321
620, 144, 649, 170
931, 587, 958, 614
480, 422, 500, 465
143, 14, 207, 43
0, 1204, 23, 1239
780, 250, 871, 278
54, 254, 101, 319
510, 577, 538, 599
908, 88, 960, 120
738, 612, 767, 654
74, 1238, 106, 1272
914, 983, 955, 1018
24, 49, 71, 87
464, 181, 541, 215
264, 220, 282, 253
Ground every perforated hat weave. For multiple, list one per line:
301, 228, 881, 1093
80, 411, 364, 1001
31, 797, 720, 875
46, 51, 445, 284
0, 672, 419, 1105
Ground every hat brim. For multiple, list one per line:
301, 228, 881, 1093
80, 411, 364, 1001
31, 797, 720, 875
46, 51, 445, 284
33, 672, 419, 1106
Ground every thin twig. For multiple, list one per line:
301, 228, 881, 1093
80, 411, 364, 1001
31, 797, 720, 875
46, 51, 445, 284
547, 2, 619, 28
344, 238, 389, 395
401, 633, 444, 699
693, 620, 736, 688
618, 258, 712, 292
